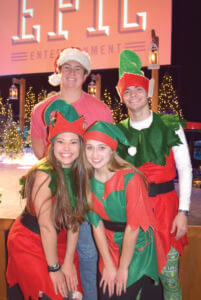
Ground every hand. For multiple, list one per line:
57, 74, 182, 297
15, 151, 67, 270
115, 267, 128, 296
49, 269, 67, 298
170, 212, 188, 240
100, 265, 117, 298
62, 262, 78, 292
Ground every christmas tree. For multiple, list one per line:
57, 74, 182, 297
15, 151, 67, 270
37, 89, 47, 103
102, 89, 128, 124
24, 86, 37, 130
0, 97, 6, 152
3, 104, 23, 155
158, 73, 184, 119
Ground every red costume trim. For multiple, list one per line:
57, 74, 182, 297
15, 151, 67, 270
84, 130, 118, 150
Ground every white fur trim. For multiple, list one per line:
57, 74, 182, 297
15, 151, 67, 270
48, 73, 61, 86
128, 146, 137, 156
57, 48, 91, 73
148, 78, 155, 98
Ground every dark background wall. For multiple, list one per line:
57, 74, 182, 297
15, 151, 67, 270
0, 0, 200, 122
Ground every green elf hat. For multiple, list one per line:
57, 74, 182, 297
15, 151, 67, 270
84, 121, 136, 156
44, 99, 85, 141
116, 49, 154, 102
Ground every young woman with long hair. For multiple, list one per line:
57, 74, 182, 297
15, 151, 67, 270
7, 100, 87, 300
83, 121, 165, 300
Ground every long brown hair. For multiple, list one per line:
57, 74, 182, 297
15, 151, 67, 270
83, 149, 147, 209
25, 138, 88, 232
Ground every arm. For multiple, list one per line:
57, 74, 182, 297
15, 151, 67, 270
92, 221, 117, 298
171, 125, 192, 239
31, 137, 46, 159
33, 171, 67, 298
116, 225, 139, 296
30, 104, 48, 159
61, 228, 80, 292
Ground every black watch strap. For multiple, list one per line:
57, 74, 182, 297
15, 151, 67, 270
48, 262, 61, 272
178, 209, 190, 216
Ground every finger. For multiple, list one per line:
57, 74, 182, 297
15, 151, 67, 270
116, 282, 122, 296
100, 277, 104, 288
108, 282, 114, 298
59, 281, 67, 298
53, 282, 58, 295
103, 280, 107, 295
71, 277, 78, 292
170, 222, 175, 233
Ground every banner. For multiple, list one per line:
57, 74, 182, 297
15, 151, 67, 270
0, 0, 172, 75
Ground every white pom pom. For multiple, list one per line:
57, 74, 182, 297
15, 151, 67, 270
48, 73, 61, 86
128, 146, 136, 156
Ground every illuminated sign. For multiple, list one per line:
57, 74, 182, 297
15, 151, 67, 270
0, 0, 172, 75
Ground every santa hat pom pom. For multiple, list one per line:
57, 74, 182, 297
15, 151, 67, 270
48, 73, 61, 86
128, 146, 136, 156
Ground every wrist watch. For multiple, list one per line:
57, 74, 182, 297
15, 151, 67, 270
48, 262, 61, 272
178, 209, 190, 216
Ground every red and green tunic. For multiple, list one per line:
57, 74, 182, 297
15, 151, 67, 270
117, 113, 188, 261
7, 160, 82, 300
87, 169, 161, 287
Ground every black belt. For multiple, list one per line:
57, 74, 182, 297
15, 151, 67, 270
148, 180, 174, 197
20, 208, 40, 234
20, 208, 60, 235
102, 219, 126, 232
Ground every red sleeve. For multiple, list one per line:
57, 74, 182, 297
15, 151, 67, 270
126, 172, 156, 231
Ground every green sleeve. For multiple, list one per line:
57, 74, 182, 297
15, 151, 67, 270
86, 210, 102, 228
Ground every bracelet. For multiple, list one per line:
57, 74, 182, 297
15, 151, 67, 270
178, 209, 190, 216
47, 262, 61, 272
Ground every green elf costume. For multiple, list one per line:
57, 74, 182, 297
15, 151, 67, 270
84, 121, 165, 300
7, 100, 85, 300
116, 50, 192, 300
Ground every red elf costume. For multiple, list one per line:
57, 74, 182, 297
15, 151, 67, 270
7, 100, 85, 300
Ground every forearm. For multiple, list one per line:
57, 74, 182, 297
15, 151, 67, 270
63, 228, 79, 266
92, 221, 114, 268
173, 126, 192, 211
40, 225, 58, 266
119, 225, 139, 270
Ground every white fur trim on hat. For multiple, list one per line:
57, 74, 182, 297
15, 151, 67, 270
128, 146, 137, 156
48, 73, 61, 86
57, 48, 91, 73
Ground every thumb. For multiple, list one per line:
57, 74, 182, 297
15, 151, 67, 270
170, 221, 176, 234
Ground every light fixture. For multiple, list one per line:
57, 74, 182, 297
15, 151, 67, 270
88, 74, 97, 96
148, 29, 160, 70
9, 83, 18, 100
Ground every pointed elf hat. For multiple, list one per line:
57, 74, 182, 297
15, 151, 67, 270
44, 99, 85, 141
48, 47, 91, 86
116, 50, 154, 102
84, 121, 136, 156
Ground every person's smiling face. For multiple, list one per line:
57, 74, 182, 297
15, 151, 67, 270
54, 132, 80, 168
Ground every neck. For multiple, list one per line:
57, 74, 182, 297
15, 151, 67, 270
59, 88, 83, 103
129, 106, 151, 122
94, 167, 114, 183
